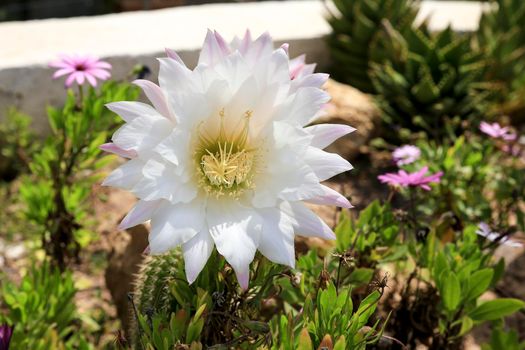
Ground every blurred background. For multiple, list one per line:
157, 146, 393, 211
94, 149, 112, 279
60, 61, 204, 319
0, 0, 271, 21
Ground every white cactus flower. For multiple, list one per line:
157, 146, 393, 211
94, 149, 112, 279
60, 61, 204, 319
101, 30, 354, 288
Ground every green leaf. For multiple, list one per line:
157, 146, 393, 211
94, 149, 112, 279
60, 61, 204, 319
333, 335, 346, 350
348, 268, 374, 286
457, 316, 474, 337
297, 328, 313, 350
469, 299, 525, 321
441, 271, 461, 311
464, 269, 493, 302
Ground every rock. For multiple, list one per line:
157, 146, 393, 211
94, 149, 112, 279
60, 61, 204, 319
316, 79, 381, 161
105, 224, 149, 337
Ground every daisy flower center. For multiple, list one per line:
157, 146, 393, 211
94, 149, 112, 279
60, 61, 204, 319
75, 63, 87, 71
195, 109, 257, 198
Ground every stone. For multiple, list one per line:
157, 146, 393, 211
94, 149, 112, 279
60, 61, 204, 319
316, 79, 381, 161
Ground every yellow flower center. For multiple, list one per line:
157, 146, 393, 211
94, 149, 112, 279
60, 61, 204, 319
195, 109, 256, 198
201, 142, 253, 189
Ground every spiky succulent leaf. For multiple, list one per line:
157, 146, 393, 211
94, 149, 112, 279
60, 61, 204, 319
371, 24, 490, 141
327, 0, 419, 93
477, 0, 525, 120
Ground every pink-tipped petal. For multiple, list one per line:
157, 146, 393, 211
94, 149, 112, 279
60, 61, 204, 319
236, 269, 250, 290
133, 79, 174, 121
99, 143, 138, 158
165, 48, 184, 65
199, 29, 227, 66
214, 30, 231, 55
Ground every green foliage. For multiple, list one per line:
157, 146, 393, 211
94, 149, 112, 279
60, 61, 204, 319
20, 81, 139, 269
0, 263, 91, 350
271, 283, 386, 350
426, 228, 517, 332
371, 25, 489, 141
0, 108, 35, 182
477, 0, 525, 120
132, 250, 286, 349
482, 326, 525, 350
406, 134, 525, 231
327, 0, 418, 93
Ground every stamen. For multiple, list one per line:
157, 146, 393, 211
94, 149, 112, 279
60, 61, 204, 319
195, 108, 257, 198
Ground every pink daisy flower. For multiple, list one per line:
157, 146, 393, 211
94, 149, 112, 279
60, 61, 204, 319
392, 145, 421, 166
378, 166, 443, 191
49, 54, 112, 87
479, 121, 517, 141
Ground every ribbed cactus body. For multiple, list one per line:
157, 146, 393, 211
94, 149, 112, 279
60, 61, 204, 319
371, 25, 489, 140
132, 249, 184, 348
327, 0, 419, 93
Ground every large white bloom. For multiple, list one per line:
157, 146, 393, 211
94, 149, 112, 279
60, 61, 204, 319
101, 30, 354, 288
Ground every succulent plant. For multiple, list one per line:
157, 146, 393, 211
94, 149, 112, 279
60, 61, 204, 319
327, 0, 419, 93
477, 0, 525, 120
371, 23, 490, 141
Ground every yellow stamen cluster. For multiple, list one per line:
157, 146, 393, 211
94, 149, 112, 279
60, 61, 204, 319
201, 143, 253, 189
195, 109, 256, 198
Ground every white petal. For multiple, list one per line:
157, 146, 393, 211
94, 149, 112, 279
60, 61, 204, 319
119, 199, 163, 230
153, 129, 191, 169
252, 162, 321, 208
149, 199, 206, 253
182, 226, 214, 284
254, 48, 290, 86
112, 115, 172, 154
290, 73, 329, 93
275, 87, 330, 126
306, 124, 356, 149
303, 147, 353, 181
133, 159, 197, 204
304, 184, 352, 208
133, 79, 175, 121
242, 31, 273, 65
102, 158, 144, 190
258, 207, 295, 267
106, 101, 161, 123
158, 57, 195, 96
281, 201, 335, 240
207, 200, 263, 289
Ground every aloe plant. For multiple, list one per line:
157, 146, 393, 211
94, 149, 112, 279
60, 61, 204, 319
371, 24, 490, 141
477, 0, 525, 120
327, 0, 419, 93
